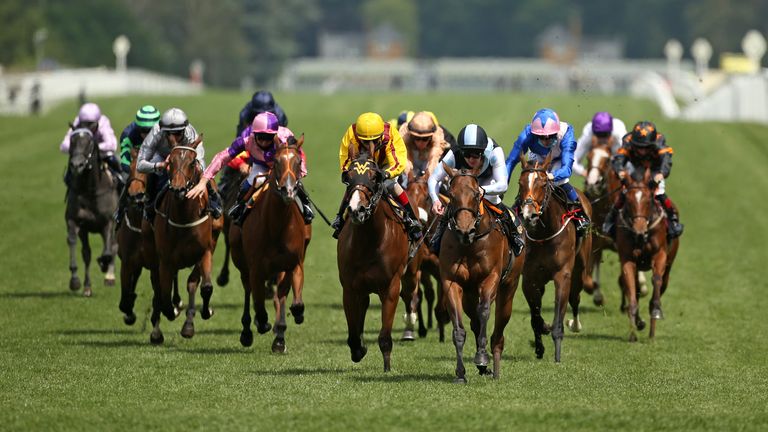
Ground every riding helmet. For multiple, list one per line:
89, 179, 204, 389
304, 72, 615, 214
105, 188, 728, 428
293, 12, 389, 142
160, 108, 189, 132
629, 121, 658, 147
456, 124, 488, 154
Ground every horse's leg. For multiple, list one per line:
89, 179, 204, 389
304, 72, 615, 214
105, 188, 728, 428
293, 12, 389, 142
216, 229, 231, 286
250, 269, 271, 334
289, 263, 305, 325
149, 268, 164, 344
400, 265, 420, 341
119, 261, 140, 325
434, 279, 449, 343
444, 278, 467, 383
523, 276, 547, 359
620, 260, 640, 342
422, 270, 435, 330
473, 274, 499, 376
199, 249, 215, 320
66, 220, 81, 291
272, 270, 291, 354
180, 266, 200, 339
415, 285, 428, 338
491, 275, 518, 380
592, 249, 604, 306
172, 275, 183, 310
79, 230, 93, 297
99, 223, 116, 285
238, 268, 253, 347
158, 261, 178, 321
551, 266, 572, 363
649, 251, 668, 339
379, 275, 401, 372
638, 271, 649, 297
343, 284, 369, 363
568, 257, 586, 333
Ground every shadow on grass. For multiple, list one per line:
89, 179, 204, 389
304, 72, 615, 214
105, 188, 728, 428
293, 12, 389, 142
57, 328, 139, 335
71, 339, 147, 348
196, 328, 241, 336
1, 291, 74, 299
256, 367, 346, 377
349, 372, 448, 383
176, 346, 252, 355
570, 332, 626, 342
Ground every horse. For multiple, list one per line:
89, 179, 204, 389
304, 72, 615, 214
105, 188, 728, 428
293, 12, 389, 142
403, 171, 444, 341
65, 127, 118, 297
337, 144, 411, 372
230, 136, 311, 353
582, 141, 649, 305
439, 164, 525, 382
144, 135, 222, 344
117, 147, 182, 325
516, 153, 594, 362
615, 168, 680, 341
214, 163, 247, 287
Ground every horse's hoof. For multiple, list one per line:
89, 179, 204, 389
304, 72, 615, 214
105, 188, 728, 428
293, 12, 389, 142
83, 287, 93, 297
69, 277, 81, 291
240, 329, 254, 347
401, 330, 415, 341
104, 277, 115, 287
351, 346, 367, 363
474, 351, 489, 367
271, 337, 286, 354
453, 377, 468, 384
567, 318, 582, 333
289, 303, 305, 325
163, 308, 178, 321
535, 345, 545, 359
150, 332, 164, 345
593, 291, 604, 306
628, 332, 638, 343
216, 273, 229, 287
418, 327, 428, 338
639, 283, 649, 297
651, 308, 664, 320
541, 323, 552, 335
174, 300, 184, 310
636, 318, 646, 331
476, 365, 492, 376
200, 307, 214, 320
256, 321, 272, 334
123, 313, 137, 326
180, 322, 195, 339
97, 255, 112, 273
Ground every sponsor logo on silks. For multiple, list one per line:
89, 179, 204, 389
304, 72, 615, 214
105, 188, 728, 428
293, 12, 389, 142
353, 161, 371, 175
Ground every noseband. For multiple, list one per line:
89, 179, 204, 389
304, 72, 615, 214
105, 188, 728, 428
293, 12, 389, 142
168, 146, 201, 195
619, 185, 665, 239
446, 171, 488, 238
520, 167, 553, 219
70, 129, 97, 172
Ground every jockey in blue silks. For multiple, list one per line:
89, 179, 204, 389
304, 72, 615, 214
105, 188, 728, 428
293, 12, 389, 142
505, 108, 590, 236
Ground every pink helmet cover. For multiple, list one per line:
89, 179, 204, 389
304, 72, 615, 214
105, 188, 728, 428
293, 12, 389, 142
251, 112, 279, 134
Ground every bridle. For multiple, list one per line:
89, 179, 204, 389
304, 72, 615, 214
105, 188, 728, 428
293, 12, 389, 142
69, 128, 97, 173
346, 159, 385, 222
167, 145, 202, 196
519, 167, 553, 220
618, 184, 665, 240
269, 145, 302, 201
445, 170, 491, 241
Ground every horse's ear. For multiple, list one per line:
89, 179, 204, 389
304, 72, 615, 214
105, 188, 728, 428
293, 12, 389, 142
295, 134, 304, 148
443, 161, 456, 178
68, 122, 75, 130
519, 152, 527, 169
348, 142, 358, 160
366, 142, 374, 158
542, 151, 553, 169
643, 167, 651, 184
191, 133, 203, 148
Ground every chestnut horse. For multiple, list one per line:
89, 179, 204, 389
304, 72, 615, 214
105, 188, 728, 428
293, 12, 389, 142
230, 136, 311, 353
337, 145, 411, 372
144, 136, 222, 344
402, 172, 442, 340
65, 127, 118, 296
117, 147, 182, 325
439, 164, 525, 382
615, 168, 680, 341
516, 154, 594, 362
583, 142, 649, 305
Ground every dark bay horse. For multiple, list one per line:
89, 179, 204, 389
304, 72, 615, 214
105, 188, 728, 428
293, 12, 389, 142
117, 147, 182, 325
615, 169, 680, 341
439, 164, 524, 382
230, 136, 311, 353
402, 172, 441, 340
65, 127, 118, 297
337, 145, 411, 372
144, 136, 223, 344
215, 164, 247, 287
516, 153, 594, 362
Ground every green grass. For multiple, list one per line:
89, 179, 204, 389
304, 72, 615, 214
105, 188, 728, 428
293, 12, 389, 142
0, 91, 766, 431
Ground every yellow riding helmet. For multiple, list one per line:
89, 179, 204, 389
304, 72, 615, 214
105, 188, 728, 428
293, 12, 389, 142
355, 112, 385, 141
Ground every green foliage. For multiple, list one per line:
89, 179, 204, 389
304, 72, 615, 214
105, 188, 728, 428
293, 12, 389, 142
0, 1, 43, 67
362, 0, 418, 56
1, 92, 767, 431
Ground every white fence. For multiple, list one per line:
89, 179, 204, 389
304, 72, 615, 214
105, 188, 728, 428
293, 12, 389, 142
0, 67, 202, 116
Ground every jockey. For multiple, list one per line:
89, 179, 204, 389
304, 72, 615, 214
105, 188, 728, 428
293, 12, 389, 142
332, 112, 422, 241
506, 108, 590, 236
114, 105, 161, 225
388, 110, 414, 130
60, 102, 121, 186
603, 121, 684, 239
188, 112, 313, 225
428, 124, 525, 256
236, 90, 288, 136
400, 111, 452, 182
573, 111, 628, 177
136, 107, 222, 221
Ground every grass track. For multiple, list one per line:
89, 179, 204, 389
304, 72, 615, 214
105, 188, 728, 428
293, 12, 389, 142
0, 91, 766, 431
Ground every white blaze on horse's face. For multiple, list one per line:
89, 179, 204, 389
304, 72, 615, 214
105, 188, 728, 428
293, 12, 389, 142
634, 190, 643, 205
348, 190, 362, 212
587, 148, 609, 186
521, 171, 538, 220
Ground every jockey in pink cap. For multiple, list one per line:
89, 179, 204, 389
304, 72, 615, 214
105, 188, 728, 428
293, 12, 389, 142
60, 102, 123, 187
187, 112, 312, 224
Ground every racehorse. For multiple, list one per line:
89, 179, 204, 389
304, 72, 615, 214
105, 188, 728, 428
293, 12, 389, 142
65, 127, 118, 297
144, 135, 222, 344
402, 172, 441, 340
117, 147, 182, 325
615, 168, 680, 341
516, 153, 594, 362
337, 144, 411, 372
583, 141, 648, 305
439, 164, 524, 382
230, 136, 311, 353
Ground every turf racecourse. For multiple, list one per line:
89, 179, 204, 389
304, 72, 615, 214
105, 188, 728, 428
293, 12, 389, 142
1, 91, 766, 431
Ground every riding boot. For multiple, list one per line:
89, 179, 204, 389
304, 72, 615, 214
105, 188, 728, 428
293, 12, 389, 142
602, 205, 618, 237
145, 184, 167, 222
497, 201, 525, 256
229, 182, 251, 226
106, 155, 126, 189
429, 216, 448, 254
569, 201, 590, 237
114, 186, 128, 225
296, 185, 315, 224
400, 202, 423, 242
331, 191, 350, 239
656, 195, 684, 239
206, 182, 223, 219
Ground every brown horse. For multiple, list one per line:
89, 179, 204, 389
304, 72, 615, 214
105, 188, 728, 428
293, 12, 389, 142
615, 168, 680, 341
516, 153, 594, 362
337, 145, 411, 372
117, 147, 183, 325
144, 136, 222, 344
65, 127, 118, 296
230, 136, 311, 353
439, 164, 524, 382
402, 173, 442, 340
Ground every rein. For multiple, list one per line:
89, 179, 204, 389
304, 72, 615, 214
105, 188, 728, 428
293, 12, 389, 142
520, 167, 576, 243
